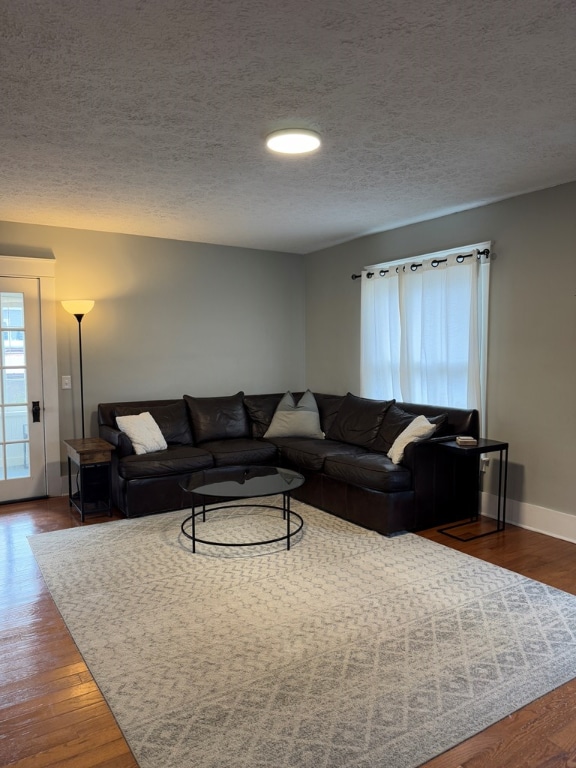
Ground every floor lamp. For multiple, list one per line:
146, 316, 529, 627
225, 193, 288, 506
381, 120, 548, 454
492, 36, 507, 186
62, 300, 95, 439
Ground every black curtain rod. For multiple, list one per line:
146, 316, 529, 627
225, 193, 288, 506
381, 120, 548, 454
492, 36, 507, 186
351, 248, 490, 280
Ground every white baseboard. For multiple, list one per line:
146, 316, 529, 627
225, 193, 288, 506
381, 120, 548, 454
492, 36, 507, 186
481, 492, 576, 545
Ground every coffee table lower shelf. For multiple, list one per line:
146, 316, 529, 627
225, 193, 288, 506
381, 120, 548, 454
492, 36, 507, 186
180, 500, 304, 552
179, 466, 306, 553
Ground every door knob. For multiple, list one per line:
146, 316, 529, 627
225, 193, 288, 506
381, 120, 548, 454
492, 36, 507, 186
31, 401, 41, 423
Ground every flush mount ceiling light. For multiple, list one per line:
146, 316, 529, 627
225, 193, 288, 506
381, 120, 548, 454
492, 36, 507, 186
265, 129, 321, 154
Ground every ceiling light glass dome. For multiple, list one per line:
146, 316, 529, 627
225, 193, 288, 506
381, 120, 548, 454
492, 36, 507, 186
266, 129, 321, 154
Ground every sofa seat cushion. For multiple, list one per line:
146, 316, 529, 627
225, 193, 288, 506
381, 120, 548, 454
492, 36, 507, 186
271, 438, 370, 472
119, 445, 213, 480
200, 438, 278, 467
323, 452, 412, 493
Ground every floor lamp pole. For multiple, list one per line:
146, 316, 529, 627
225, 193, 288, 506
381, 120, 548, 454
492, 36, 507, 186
74, 314, 86, 439
61, 300, 95, 440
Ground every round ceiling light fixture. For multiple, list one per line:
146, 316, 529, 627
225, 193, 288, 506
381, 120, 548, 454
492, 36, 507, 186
265, 128, 321, 155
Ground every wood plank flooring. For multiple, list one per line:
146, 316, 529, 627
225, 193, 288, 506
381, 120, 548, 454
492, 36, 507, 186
2, 497, 576, 767
0, 498, 137, 768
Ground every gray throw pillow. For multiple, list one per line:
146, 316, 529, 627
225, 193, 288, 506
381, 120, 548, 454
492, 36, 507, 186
264, 390, 324, 439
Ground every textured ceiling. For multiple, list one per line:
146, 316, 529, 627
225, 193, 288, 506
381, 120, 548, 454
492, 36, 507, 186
1, 0, 576, 254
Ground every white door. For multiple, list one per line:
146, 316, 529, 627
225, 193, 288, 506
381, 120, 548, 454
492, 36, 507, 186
0, 276, 47, 502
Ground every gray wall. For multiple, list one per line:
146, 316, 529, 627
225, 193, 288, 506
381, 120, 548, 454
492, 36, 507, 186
0, 221, 306, 448
305, 182, 576, 516
2, 181, 575, 517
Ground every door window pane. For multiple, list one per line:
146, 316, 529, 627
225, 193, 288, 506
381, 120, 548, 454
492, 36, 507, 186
3, 369, 27, 404
4, 405, 28, 441
6, 442, 29, 479
0, 293, 24, 329
2, 330, 26, 367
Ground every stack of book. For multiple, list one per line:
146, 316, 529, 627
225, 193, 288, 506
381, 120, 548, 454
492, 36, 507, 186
456, 435, 478, 447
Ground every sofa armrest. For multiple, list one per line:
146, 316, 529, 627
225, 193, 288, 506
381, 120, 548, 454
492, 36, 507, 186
401, 438, 436, 473
99, 425, 134, 457
405, 435, 480, 529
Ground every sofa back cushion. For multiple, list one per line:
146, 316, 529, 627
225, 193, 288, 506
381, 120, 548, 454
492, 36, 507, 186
398, 401, 478, 438
314, 393, 346, 435
373, 403, 446, 454
184, 391, 249, 443
99, 399, 181, 429
244, 393, 285, 438
114, 401, 193, 445
325, 392, 394, 447
245, 391, 345, 437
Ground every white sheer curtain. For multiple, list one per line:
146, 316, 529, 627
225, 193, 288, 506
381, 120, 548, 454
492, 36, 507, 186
361, 246, 490, 432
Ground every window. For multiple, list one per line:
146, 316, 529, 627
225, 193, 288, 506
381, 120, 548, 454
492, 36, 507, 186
0, 292, 29, 479
360, 243, 491, 432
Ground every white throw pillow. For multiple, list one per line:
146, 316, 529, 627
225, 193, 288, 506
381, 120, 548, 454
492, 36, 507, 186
116, 412, 168, 455
387, 415, 437, 464
264, 390, 324, 439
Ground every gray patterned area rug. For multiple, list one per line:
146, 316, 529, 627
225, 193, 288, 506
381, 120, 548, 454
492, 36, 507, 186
28, 500, 576, 768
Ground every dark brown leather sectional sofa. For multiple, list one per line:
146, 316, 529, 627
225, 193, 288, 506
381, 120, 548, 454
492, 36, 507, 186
98, 391, 480, 535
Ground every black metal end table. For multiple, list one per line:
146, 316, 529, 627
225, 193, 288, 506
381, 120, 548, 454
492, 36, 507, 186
437, 437, 509, 541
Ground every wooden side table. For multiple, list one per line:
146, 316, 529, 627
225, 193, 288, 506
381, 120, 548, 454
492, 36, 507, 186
436, 437, 509, 541
63, 438, 114, 522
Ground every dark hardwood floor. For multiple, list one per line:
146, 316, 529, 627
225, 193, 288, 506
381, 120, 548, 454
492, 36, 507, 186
0, 498, 137, 768
2, 497, 576, 767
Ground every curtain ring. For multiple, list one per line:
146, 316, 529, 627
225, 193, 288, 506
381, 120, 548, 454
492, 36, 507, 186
379, 269, 388, 276
367, 272, 374, 278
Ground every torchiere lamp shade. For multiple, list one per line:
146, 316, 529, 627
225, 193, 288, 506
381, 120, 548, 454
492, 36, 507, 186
61, 300, 95, 318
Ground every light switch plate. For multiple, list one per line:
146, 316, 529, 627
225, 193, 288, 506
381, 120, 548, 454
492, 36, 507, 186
62, 375, 72, 390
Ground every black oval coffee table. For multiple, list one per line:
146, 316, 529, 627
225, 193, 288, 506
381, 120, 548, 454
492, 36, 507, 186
180, 465, 305, 552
